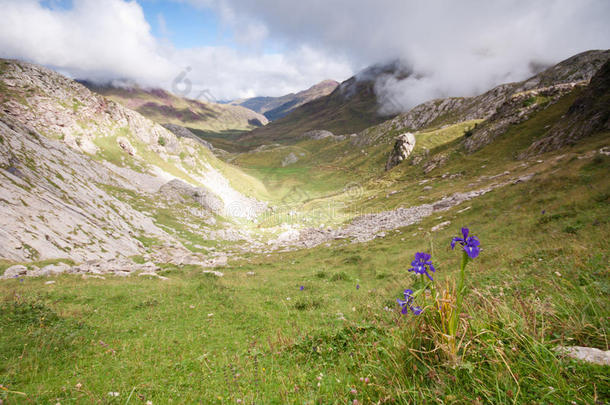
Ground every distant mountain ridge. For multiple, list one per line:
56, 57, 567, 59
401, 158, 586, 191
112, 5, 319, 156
233, 79, 339, 121
241, 51, 609, 148
238, 60, 412, 146
81, 82, 269, 133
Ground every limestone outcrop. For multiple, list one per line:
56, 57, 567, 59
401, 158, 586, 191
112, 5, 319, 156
385, 133, 416, 170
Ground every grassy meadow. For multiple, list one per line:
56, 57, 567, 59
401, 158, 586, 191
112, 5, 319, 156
1, 91, 609, 403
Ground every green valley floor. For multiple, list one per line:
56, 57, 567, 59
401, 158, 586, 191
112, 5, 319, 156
1, 129, 608, 403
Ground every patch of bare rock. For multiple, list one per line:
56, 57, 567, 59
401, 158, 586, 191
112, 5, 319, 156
555, 346, 610, 366
302, 130, 346, 142
385, 133, 415, 170
289, 173, 534, 249
1, 259, 162, 279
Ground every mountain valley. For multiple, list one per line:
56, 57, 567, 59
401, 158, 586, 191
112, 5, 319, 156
1, 48, 609, 403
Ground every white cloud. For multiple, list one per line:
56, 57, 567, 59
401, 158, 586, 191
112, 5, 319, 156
0, 0, 352, 99
184, 0, 610, 110
166, 44, 351, 100
0, 0, 174, 83
0, 0, 608, 107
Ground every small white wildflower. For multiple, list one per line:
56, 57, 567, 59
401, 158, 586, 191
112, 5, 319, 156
108, 392, 119, 397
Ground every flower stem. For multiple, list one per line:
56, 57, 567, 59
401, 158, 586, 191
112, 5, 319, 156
457, 250, 469, 300
450, 250, 469, 337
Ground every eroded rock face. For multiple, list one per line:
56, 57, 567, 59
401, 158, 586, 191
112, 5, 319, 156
158, 179, 224, 215
0, 115, 175, 262
524, 60, 610, 156
520, 49, 610, 89
0, 59, 182, 158
352, 50, 610, 149
385, 133, 415, 170
463, 51, 610, 153
0, 58, 267, 220
463, 82, 588, 152
163, 123, 216, 152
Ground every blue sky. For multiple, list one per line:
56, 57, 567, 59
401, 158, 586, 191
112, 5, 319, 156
41, 0, 230, 49
139, 1, 284, 54
37, 0, 286, 74
140, 1, 226, 49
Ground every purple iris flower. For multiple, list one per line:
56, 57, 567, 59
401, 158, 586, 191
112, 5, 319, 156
408, 252, 436, 281
451, 227, 481, 259
397, 289, 422, 315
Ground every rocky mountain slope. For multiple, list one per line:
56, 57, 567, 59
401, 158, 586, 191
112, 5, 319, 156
238, 61, 409, 146
463, 50, 610, 152
0, 59, 268, 262
0, 112, 171, 262
351, 50, 610, 149
525, 59, 610, 155
239, 51, 608, 150
82, 82, 269, 133
1, 50, 608, 266
234, 79, 339, 121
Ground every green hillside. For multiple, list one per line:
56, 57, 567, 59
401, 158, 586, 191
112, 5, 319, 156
83, 83, 269, 134
2, 60, 609, 403
235, 79, 339, 121
1, 52, 609, 405
237, 63, 408, 147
